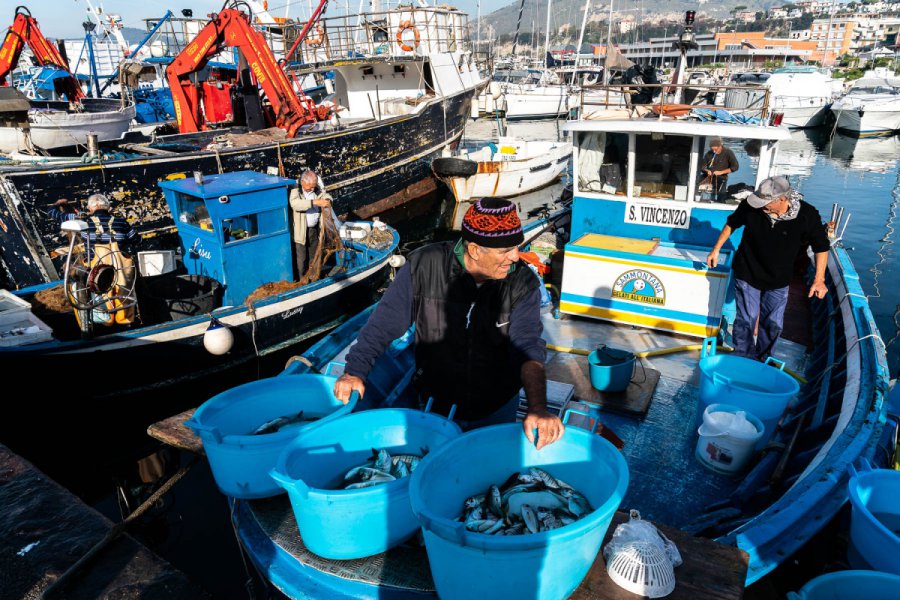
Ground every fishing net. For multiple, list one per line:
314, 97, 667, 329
300, 204, 346, 285
32, 284, 73, 314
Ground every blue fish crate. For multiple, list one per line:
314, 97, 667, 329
270, 407, 462, 560
186, 374, 355, 499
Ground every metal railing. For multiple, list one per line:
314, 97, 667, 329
144, 8, 472, 68
574, 83, 774, 124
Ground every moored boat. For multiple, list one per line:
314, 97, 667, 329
0, 2, 484, 290
0, 170, 401, 402
830, 68, 900, 137
209, 65, 890, 600
432, 137, 572, 203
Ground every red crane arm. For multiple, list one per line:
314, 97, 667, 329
166, 9, 320, 136
0, 8, 84, 101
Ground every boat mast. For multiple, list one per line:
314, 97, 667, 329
672, 10, 698, 103
544, 0, 552, 70
575, 0, 591, 82
603, 0, 613, 84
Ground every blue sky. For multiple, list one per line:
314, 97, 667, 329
33, 0, 495, 39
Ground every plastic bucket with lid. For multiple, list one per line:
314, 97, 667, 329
269, 406, 462, 560
695, 403, 764, 474
587, 345, 635, 392
185, 374, 355, 499
697, 337, 799, 450
847, 459, 900, 574
786, 570, 900, 600
408, 411, 629, 600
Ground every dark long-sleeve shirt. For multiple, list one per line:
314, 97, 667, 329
344, 261, 546, 381
702, 147, 739, 175
726, 199, 830, 290
50, 207, 140, 254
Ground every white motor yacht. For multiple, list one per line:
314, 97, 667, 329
830, 67, 900, 136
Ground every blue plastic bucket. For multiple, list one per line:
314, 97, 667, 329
269, 407, 462, 560
697, 337, 799, 450
786, 570, 900, 600
408, 413, 629, 600
847, 460, 900, 574
185, 374, 355, 499
587, 345, 635, 392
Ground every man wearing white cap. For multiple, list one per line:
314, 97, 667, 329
706, 176, 830, 360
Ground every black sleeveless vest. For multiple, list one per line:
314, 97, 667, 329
409, 242, 539, 420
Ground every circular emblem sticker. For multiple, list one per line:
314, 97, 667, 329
612, 269, 666, 305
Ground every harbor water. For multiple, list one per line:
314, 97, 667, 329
6, 117, 900, 599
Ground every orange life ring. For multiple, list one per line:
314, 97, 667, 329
396, 20, 420, 52
305, 24, 325, 47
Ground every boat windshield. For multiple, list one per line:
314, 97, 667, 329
577, 131, 760, 204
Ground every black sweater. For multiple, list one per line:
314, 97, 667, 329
726, 199, 830, 290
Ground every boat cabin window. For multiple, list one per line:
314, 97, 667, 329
633, 133, 692, 201
221, 208, 284, 244
576, 132, 627, 195
698, 136, 757, 203
578, 131, 764, 205
176, 194, 213, 231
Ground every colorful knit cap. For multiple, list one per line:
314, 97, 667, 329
461, 197, 524, 248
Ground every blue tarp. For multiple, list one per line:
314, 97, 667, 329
691, 108, 762, 126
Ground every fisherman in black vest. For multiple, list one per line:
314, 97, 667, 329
334, 198, 564, 448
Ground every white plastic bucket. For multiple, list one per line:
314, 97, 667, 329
695, 403, 764, 474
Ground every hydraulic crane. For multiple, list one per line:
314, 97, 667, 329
166, 6, 329, 136
0, 6, 84, 101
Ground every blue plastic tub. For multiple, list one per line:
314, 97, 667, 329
408, 414, 629, 600
587, 345, 635, 392
786, 570, 900, 599
185, 374, 355, 499
697, 337, 799, 450
847, 460, 900, 574
269, 407, 461, 560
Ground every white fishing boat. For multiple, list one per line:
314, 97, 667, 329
830, 68, 900, 137
432, 137, 572, 203
0, 93, 135, 153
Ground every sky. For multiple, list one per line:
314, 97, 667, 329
31, 0, 495, 40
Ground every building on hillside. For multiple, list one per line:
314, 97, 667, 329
809, 16, 900, 64
769, 7, 789, 19
736, 11, 758, 23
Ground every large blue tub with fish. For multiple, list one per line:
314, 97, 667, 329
269, 406, 462, 560
408, 413, 628, 600
185, 374, 355, 499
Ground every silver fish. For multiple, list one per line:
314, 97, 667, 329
488, 485, 503, 518
390, 460, 411, 479
344, 476, 395, 489
252, 410, 307, 435
374, 449, 392, 473
465, 494, 485, 509
529, 467, 564, 490
521, 504, 540, 534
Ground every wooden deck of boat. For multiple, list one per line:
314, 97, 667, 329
541, 309, 809, 530
0, 444, 203, 599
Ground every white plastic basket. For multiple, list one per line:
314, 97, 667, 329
606, 540, 676, 598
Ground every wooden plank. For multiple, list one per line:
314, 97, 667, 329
572, 511, 748, 600
572, 233, 659, 255
146, 408, 204, 455
0, 444, 205, 599
545, 352, 660, 416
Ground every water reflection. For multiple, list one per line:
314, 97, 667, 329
823, 133, 900, 173
774, 130, 820, 178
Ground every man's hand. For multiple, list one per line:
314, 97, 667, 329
52, 198, 69, 207
334, 373, 365, 404
808, 279, 828, 299
313, 197, 331, 208
706, 248, 720, 269
523, 409, 564, 450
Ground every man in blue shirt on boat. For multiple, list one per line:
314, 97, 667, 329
334, 198, 565, 449
706, 176, 830, 361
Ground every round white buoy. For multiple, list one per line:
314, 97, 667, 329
388, 255, 406, 268
203, 317, 234, 355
